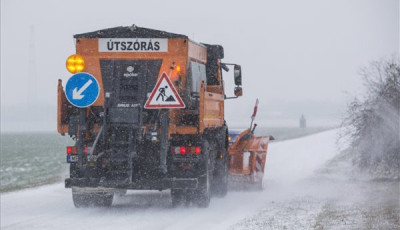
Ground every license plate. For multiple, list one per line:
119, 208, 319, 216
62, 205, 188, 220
87, 155, 97, 162
67, 155, 78, 163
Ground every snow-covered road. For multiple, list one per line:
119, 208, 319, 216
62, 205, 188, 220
2, 130, 398, 230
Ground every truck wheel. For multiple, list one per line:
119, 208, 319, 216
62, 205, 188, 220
93, 193, 114, 207
194, 172, 211, 207
171, 189, 185, 207
72, 188, 114, 208
193, 139, 211, 207
212, 150, 229, 197
72, 190, 90, 208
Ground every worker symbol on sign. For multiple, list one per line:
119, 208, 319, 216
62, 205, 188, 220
144, 72, 185, 109
156, 86, 176, 102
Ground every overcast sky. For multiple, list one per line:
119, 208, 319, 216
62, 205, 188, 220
1, 0, 399, 132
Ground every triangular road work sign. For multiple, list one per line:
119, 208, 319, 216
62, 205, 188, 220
144, 72, 185, 109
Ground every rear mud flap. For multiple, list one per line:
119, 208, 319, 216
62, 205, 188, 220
169, 178, 198, 189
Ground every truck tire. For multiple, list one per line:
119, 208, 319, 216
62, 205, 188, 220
72, 188, 114, 208
194, 172, 211, 207
72, 191, 90, 207
212, 149, 229, 197
94, 193, 114, 207
193, 139, 211, 207
171, 189, 185, 207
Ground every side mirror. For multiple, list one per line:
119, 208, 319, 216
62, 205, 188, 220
234, 65, 242, 86
234, 87, 243, 97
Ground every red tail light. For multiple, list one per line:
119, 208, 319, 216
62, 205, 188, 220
66, 146, 77, 155
84, 146, 88, 154
195, 147, 201, 154
173, 146, 201, 155
180, 146, 187, 155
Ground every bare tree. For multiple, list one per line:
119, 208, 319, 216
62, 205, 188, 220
341, 56, 400, 178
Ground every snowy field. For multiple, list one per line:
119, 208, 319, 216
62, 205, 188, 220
1, 129, 399, 230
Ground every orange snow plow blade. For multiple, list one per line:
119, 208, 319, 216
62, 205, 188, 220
228, 128, 273, 189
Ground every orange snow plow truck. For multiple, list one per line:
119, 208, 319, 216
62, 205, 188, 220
57, 25, 272, 208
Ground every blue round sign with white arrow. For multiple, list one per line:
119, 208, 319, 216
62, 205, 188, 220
65, 72, 100, 108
